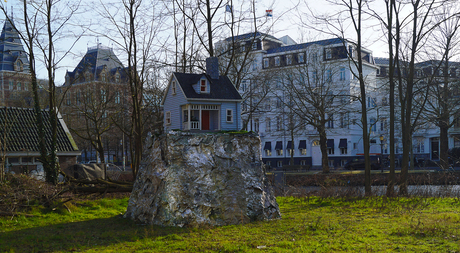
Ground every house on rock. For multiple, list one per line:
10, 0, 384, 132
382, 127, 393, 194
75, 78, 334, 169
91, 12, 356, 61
162, 57, 242, 132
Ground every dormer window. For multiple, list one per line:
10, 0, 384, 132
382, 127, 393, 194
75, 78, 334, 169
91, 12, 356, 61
172, 81, 176, 94
325, 48, 332, 59
200, 79, 207, 92
16, 61, 22, 71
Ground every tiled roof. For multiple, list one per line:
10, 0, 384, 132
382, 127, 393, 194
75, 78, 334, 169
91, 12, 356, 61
266, 38, 344, 54
173, 72, 242, 100
0, 107, 79, 152
0, 18, 30, 72
374, 57, 390, 65
224, 32, 279, 42
65, 45, 129, 85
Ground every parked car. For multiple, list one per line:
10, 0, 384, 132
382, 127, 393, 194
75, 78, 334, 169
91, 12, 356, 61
344, 157, 381, 170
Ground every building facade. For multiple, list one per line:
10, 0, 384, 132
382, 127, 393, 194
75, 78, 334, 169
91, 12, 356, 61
0, 17, 33, 107
217, 32, 384, 169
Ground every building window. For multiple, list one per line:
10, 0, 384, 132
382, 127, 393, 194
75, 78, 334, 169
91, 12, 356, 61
370, 118, 376, 132
165, 111, 171, 125
225, 109, 233, 123
266, 118, 271, 132
341, 148, 347, 154
380, 118, 387, 131
254, 118, 259, 132
265, 149, 272, 156
368, 97, 376, 108
327, 114, 334, 128
300, 160, 306, 165
376, 68, 380, 75
9, 80, 13, 90
252, 41, 257, 50
325, 48, 332, 59
76, 91, 81, 105
298, 53, 304, 63
276, 116, 283, 131
241, 44, 245, 52
339, 68, 346, 80
300, 149, 307, 155
252, 60, 257, 71
17, 82, 21, 91
414, 142, 425, 153
66, 93, 71, 105
326, 69, 332, 82
311, 52, 318, 62
454, 136, 460, 148
101, 73, 106, 82
101, 89, 107, 103
277, 161, 283, 167
172, 81, 176, 94
275, 57, 280, 66
24, 83, 29, 91
115, 74, 120, 83
264, 58, 269, 68
328, 148, 334, 155
115, 91, 121, 104
328, 160, 334, 167
312, 71, 318, 82
286, 55, 292, 65
353, 143, 358, 149
276, 149, 283, 156
200, 79, 206, 92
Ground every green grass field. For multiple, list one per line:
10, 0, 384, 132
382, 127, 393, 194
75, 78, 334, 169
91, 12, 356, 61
1, 196, 460, 252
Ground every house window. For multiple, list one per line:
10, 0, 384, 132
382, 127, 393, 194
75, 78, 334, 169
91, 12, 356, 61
172, 81, 176, 94
276, 116, 283, 131
17, 82, 21, 91
252, 60, 257, 71
66, 93, 71, 105
265, 149, 272, 156
298, 53, 304, 63
200, 80, 207, 92
241, 44, 245, 52
275, 57, 280, 66
370, 118, 376, 132
325, 48, 332, 59
115, 91, 120, 104
286, 55, 292, 65
312, 71, 318, 82
376, 68, 380, 75
368, 97, 376, 108
327, 114, 334, 128
326, 69, 332, 82
339, 68, 346, 80
276, 149, 283, 156
101, 89, 107, 103
328, 160, 334, 167
165, 111, 171, 125
76, 91, 81, 105
226, 109, 233, 123
183, 110, 189, 122
277, 161, 283, 167
264, 58, 269, 68
353, 143, 358, 149
341, 148, 347, 154
311, 52, 318, 62
454, 136, 460, 148
414, 142, 425, 153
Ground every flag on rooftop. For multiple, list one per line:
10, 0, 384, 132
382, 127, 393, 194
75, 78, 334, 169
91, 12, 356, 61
266, 10, 273, 17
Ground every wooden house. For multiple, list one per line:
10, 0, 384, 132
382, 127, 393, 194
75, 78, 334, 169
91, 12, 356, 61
162, 57, 242, 132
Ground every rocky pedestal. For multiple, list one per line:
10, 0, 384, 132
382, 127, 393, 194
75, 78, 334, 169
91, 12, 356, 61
124, 132, 281, 227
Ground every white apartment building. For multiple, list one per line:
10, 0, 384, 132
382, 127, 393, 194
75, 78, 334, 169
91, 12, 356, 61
217, 32, 384, 168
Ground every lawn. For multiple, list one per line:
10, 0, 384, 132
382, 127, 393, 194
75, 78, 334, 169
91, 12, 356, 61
1, 196, 460, 252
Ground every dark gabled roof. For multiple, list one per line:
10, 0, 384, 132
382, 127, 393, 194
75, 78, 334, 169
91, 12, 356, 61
374, 57, 390, 65
0, 18, 30, 72
224, 32, 279, 42
266, 38, 344, 54
64, 45, 129, 86
173, 72, 242, 100
0, 107, 79, 152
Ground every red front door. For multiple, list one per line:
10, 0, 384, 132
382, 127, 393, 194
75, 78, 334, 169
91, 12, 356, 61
202, 110, 210, 130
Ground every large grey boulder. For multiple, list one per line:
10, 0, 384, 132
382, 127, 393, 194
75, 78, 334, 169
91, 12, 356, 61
124, 131, 280, 227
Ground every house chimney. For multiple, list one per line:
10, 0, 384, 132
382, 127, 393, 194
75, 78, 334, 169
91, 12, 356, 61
206, 57, 219, 79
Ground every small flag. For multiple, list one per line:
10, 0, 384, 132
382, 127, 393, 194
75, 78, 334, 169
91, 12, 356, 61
226, 5, 232, 13
266, 10, 273, 17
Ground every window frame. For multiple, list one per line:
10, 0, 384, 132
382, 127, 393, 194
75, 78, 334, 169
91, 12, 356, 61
226, 109, 233, 123
165, 111, 171, 125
